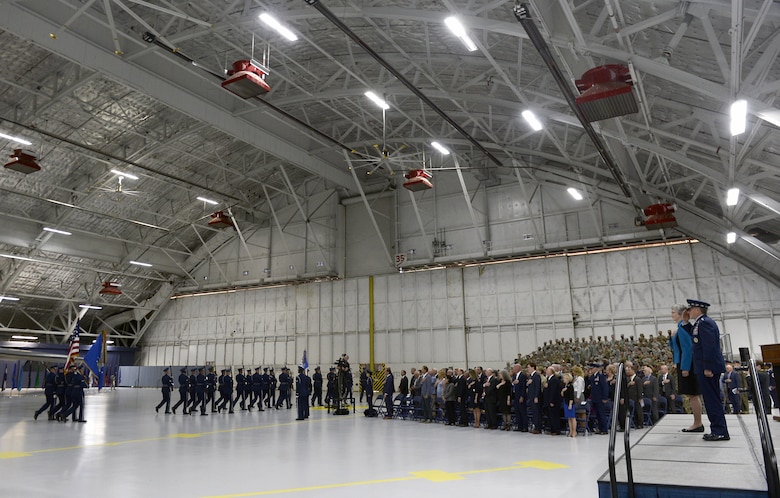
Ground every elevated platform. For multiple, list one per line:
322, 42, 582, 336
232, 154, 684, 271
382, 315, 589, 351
598, 414, 774, 498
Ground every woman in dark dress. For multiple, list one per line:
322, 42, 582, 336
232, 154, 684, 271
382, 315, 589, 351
670, 303, 703, 431
497, 369, 513, 430
562, 373, 576, 437
466, 369, 483, 428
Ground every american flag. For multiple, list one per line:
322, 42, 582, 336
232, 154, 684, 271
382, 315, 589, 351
64, 321, 80, 370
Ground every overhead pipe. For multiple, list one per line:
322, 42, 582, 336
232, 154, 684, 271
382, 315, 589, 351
304, 0, 504, 169
512, 3, 636, 204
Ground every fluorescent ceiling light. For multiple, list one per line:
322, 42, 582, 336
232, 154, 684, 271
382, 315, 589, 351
0, 296, 20, 302
0, 132, 32, 146
259, 13, 298, 41
444, 17, 477, 52
431, 141, 451, 155
129, 260, 152, 267
79, 304, 102, 310
110, 169, 139, 180
730, 99, 747, 136
522, 110, 544, 131
726, 188, 740, 206
364, 91, 390, 110
107, 340, 115, 345
726, 232, 737, 244
567, 187, 583, 200
12, 335, 38, 340
196, 196, 218, 205
0, 253, 38, 262
43, 227, 72, 236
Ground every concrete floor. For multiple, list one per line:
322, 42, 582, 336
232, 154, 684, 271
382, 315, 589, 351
1, 388, 620, 497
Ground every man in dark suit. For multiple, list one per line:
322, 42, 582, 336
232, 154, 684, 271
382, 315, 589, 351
543, 366, 562, 434
723, 362, 741, 414
383, 366, 395, 419
689, 299, 729, 441
456, 368, 469, 427
526, 362, 542, 433
482, 368, 499, 429
512, 363, 529, 432
643, 365, 660, 423
398, 370, 409, 397
658, 364, 677, 416
419, 366, 435, 422
625, 363, 643, 429
361, 367, 374, 410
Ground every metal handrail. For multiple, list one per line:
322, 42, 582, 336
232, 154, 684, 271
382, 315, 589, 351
608, 362, 636, 498
747, 359, 780, 497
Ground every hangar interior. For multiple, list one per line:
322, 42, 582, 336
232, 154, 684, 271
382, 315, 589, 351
4, 2, 780, 498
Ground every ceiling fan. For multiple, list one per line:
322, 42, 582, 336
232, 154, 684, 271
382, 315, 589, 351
91, 171, 144, 200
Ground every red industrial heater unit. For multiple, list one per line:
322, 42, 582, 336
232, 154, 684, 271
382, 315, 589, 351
403, 169, 433, 192
643, 203, 677, 230
221, 60, 272, 99
4, 149, 41, 174
208, 211, 235, 229
99, 281, 122, 296
575, 64, 639, 122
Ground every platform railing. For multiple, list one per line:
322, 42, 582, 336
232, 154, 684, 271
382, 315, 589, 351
608, 362, 635, 498
746, 358, 780, 497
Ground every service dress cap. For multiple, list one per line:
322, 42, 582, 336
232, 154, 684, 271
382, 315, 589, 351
687, 299, 710, 309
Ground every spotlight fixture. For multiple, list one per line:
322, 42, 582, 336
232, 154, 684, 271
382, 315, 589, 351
522, 110, 544, 131
444, 17, 477, 52
196, 196, 219, 205
567, 188, 583, 200
726, 188, 739, 207
364, 91, 390, 110
43, 227, 72, 236
730, 100, 747, 136
110, 169, 139, 180
259, 13, 298, 41
726, 232, 737, 244
431, 141, 450, 155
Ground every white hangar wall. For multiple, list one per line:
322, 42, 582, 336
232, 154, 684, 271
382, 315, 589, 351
139, 241, 780, 370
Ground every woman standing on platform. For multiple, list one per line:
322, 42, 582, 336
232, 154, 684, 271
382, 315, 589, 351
562, 372, 577, 437
670, 303, 704, 432
497, 369, 513, 430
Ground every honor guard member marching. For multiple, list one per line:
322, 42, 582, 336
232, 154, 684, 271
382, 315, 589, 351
34, 365, 58, 420
188, 368, 198, 412
219, 369, 234, 413
206, 367, 217, 412
261, 368, 271, 407
234, 368, 247, 410
269, 368, 277, 407
195, 367, 208, 416
276, 367, 291, 409
249, 367, 264, 411
172, 368, 190, 415
286, 367, 294, 407
296, 366, 312, 420
216, 369, 226, 408
58, 365, 87, 423
688, 299, 729, 441
155, 367, 174, 414
311, 366, 323, 406
325, 366, 336, 406
51, 366, 67, 419
245, 368, 255, 408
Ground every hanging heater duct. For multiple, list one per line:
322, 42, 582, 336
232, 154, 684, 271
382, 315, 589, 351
403, 169, 433, 191
208, 211, 235, 229
99, 282, 123, 295
575, 65, 639, 122
221, 60, 271, 99
643, 203, 677, 230
4, 149, 41, 174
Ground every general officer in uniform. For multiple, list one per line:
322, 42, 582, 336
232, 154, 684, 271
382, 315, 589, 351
295, 366, 312, 420
689, 299, 729, 441
34, 365, 58, 420
155, 367, 174, 414
311, 366, 323, 406
172, 367, 190, 415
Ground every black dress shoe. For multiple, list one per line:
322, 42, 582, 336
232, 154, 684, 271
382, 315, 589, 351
682, 425, 705, 433
703, 433, 730, 441
165, 411, 172, 414
34, 411, 39, 420
155, 406, 160, 413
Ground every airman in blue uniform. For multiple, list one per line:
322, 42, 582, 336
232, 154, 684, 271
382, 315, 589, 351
296, 366, 312, 420
689, 299, 729, 441
58, 365, 87, 423
311, 366, 323, 406
34, 365, 58, 420
276, 368, 291, 409
172, 367, 190, 415
155, 367, 174, 414
219, 369, 234, 413
261, 367, 271, 407
196, 367, 208, 416
206, 367, 217, 412
234, 368, 246, 410
249, 367, 264, 411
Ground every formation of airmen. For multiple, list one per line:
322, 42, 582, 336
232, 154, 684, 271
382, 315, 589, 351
158, 365, 319, 417
33, 363, 89, 423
